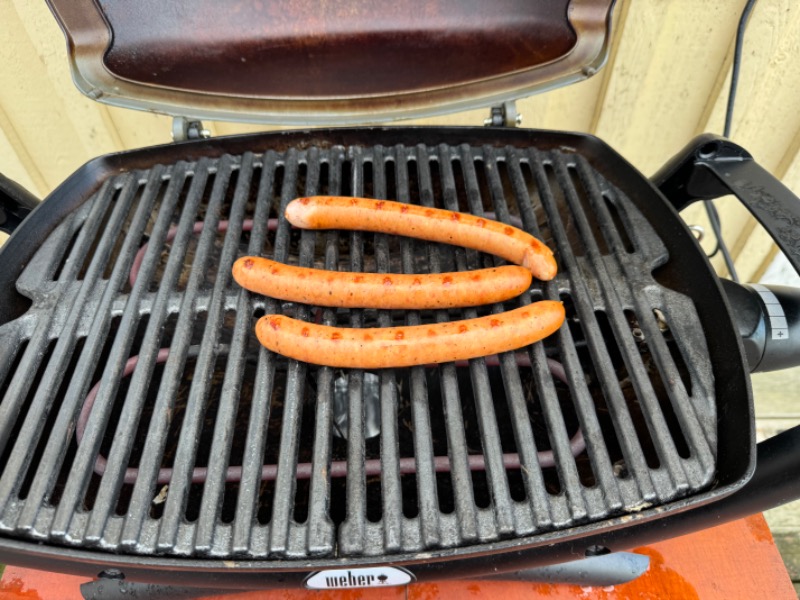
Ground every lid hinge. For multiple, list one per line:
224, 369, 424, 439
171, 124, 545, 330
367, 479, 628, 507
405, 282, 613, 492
484, 101, 522, 127
172, 117, 211, 142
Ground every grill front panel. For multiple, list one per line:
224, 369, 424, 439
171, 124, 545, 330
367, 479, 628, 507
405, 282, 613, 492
0, 141, 716, 560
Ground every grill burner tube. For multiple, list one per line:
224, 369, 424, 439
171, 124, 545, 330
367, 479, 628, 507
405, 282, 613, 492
77, 352, 584, 484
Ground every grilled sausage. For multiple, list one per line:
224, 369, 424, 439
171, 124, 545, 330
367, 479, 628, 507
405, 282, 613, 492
285, 196, 557, 281
232, 256, 533, 309
255, 301, 565, 369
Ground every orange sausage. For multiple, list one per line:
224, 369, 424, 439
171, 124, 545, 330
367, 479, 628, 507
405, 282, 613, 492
232, 256, 533, 309
285, 196, 557, 281
255, 301, 565, 369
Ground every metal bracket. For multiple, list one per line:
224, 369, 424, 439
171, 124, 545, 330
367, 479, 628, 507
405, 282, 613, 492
484, 101, 522, 127
491, 551, 650, 586
171, 117, 211, 142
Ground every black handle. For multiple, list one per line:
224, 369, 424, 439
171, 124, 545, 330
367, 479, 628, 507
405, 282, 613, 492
653, 133, 800, 277
0, 172, 40, 235
654, 134, 800, 372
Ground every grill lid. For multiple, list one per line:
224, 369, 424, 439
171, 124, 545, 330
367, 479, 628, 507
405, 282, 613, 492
46, 0, 613, 124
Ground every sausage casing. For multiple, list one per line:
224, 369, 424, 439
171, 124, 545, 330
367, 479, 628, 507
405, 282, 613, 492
285, 196, 557, 281
255, 301, 565, 369
232, 256, 533, 309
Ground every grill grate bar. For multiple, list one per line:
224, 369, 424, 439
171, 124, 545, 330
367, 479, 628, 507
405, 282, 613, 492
11, 202, 86, 292
115, 160, 214, 549
305, 362, 335, 554
500, 149, 566, 526
47, 167, 167, 536
520, 154, 591, 522
195, 153, 258, 553
556, 155, 680, 500
530, 333, 591, 522
446, 149, 515, 536
495, 149, 588, 524
430, 145, 478, 542
537, 153, 631, 513
268, 149, 313, 555
339, 147, 369, 555
403, 145, 441, 549
53, 212, 89, 285
231, 151, 280, 554
374, 146, 404, 552
304, 148, 343, 556
497, 349, 556, 527
549, 151, 683, 501
492, 145, 624, 517
154, 156, 239, 552
572, 156, 715, 477
544, 152, 691, 495
10, 174, 151, 534
0, 180, 115, 469
110, 156, 230, 550
82, 163, 192, 544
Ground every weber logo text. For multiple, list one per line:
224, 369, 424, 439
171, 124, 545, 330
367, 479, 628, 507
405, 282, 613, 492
306, 566, 413, 589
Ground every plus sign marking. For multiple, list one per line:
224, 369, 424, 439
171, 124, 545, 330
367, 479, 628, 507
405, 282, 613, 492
750, 284, 789, 341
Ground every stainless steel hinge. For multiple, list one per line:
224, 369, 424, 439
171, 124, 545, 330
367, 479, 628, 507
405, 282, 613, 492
484, 101, 522, 127
172, 116, 211, 142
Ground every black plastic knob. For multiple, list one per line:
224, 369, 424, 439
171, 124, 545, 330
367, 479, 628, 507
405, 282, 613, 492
722, 279, 800, 372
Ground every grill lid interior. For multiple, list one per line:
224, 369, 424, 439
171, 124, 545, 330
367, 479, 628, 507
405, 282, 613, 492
0, 130, 734, 564
45, 0, 613, 124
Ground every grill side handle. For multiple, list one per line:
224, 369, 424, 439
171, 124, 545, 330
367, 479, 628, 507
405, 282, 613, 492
652, 133, 800, 277
653, 134, 800, 372
0, 172, 40, 235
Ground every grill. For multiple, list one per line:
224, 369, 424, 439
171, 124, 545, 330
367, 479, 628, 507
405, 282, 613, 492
0, 136, 718, 561
7, 0, 800, 594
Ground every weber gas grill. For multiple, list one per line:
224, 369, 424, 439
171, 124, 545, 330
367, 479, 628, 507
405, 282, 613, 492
1, 0, 800, 595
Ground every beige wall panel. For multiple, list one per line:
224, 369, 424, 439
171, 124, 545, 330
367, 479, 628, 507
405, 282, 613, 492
103, 107, 173, 151
517, 71, 607, 134
702, 0, 799, 147
595, 0, 747, 175
0, 3, 96, 190
0, 105, 46, 197
10, 1, 123, 156
699, 1, 800, 279
212, 121, 276, 137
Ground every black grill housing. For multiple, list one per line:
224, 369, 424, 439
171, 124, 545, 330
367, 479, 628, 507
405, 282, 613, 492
0, 128, 753, 584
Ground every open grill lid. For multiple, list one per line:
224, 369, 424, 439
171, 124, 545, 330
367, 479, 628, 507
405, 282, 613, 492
46, 0, 614, 125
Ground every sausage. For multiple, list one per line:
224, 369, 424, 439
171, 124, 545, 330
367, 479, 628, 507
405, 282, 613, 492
285, 196, 557, 281
232, 256, 533, 309
255, 301, 565, 369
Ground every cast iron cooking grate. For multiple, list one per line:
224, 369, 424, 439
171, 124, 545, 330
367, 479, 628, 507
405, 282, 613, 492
0, 142, 716, 559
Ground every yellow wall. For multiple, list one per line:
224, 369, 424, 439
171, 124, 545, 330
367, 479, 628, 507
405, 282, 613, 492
2, 0, 800, 281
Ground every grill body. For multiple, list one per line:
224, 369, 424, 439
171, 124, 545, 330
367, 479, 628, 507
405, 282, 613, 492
0, 127, 754, 586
